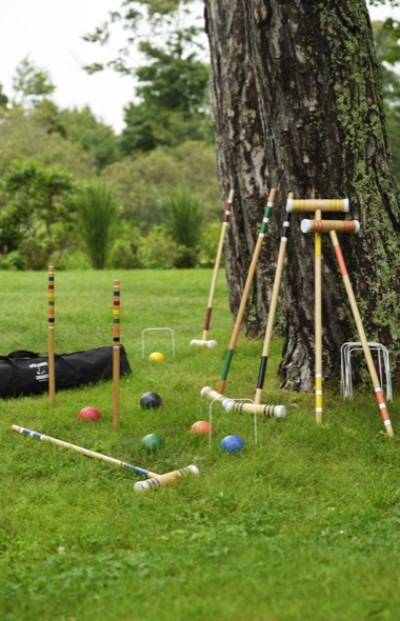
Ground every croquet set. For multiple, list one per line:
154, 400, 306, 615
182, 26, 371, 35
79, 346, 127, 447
9, 189, 395, 494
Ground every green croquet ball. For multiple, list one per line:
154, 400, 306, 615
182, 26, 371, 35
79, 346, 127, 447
141, 433, 164, 452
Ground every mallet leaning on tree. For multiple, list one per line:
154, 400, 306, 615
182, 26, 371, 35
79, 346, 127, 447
213, 188, 277, 397
191, 189, 234, 349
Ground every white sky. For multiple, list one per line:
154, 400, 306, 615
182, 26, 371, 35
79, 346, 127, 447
0, 1, 398, 134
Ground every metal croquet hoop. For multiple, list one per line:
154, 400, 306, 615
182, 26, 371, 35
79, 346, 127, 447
340, 342, 392, 401
208, 397, 258, 447
141, 327, 176, 359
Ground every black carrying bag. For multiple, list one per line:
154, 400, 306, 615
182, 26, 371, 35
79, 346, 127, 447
0, 345, 131, 398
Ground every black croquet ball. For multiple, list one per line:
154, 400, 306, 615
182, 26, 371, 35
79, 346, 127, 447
139, 391, 162, 409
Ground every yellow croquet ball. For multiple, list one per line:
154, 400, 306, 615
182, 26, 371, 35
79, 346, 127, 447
148, 351, 165, 362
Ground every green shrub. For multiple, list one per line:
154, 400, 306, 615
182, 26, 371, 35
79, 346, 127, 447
109, 224, 142, 269
77, 182, 118, 269
138, 226, 178, 268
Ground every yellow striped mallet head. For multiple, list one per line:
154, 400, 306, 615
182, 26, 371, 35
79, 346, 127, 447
287, 198, 350, 213
134, 465, 199, 491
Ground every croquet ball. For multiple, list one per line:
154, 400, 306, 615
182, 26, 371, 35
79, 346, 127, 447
149, 351, 165, 362
141, 433, 164, 452
78, 406, 101, 422
139, 392, 162, 409
220, 435, 244, 453
190, 420, 212, 435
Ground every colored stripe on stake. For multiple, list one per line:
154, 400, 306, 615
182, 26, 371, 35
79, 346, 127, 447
113, 279, 120, 429
217, 188, 277, 395
48, 265, 55, 404
329, 230, 394, 437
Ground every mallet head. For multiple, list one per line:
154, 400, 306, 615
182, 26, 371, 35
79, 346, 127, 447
190, 339, 218, 349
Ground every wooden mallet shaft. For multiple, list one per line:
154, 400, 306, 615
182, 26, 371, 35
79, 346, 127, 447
202, 189, 234, 341
254, 193, 292, 405
329, 231, 394, 436
218, 188, 277, 394
315, 209, 323, 423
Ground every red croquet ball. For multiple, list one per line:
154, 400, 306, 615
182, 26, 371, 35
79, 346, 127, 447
78, 406, 101, 422
190, 420, 212, 435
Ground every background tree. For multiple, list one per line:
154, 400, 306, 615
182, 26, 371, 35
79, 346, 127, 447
373, 17, 400, 182
0, 83, 8, 108
0, 160, 77, 269
83, 0, 211, 154
204, 0, 400, 389
12, 57, 56, 107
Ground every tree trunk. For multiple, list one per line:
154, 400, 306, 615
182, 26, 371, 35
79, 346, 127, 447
204, 0, 400, 391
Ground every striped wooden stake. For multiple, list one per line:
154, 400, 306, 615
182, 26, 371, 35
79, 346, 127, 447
329, 231, 394, 437
112, 279, 120, 429
315, 210, 323, 423
217, 188, 277, 395
254, 193, 293, 405
191, 189, 234, 348
12, 425, 199, 492
48, 265, 55, 404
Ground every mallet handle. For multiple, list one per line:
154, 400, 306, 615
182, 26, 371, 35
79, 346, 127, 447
11, 425, 158, 477
255, 194, 292, 404
202, 189, 234, 340
287, 198, 349, 213
315, 210, 323, 424
218, 188, 277, 394
329, 231, 394, 437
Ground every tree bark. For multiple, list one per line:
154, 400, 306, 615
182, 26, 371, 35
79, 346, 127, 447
204, 0, 400, 391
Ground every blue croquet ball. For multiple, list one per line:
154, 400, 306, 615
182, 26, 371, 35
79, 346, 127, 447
141, 433, 164, 452
139, 392, 162, 409
220, 435, 244, 453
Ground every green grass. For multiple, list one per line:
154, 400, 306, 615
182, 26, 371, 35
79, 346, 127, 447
1, 269, 400, 621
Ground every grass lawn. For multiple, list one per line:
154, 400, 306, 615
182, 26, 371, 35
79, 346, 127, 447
0, 269, 399, 621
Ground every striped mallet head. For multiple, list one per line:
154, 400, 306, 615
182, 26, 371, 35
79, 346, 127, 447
190, 339, 218, 349
134, 465, 199, 492
287, 198, 350, 213
222, 399, 287, 418
200, 386, 225, 401
301, 220, 360, 234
